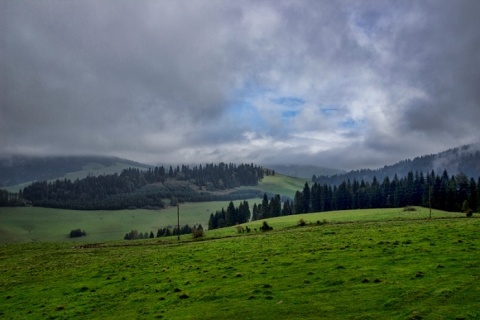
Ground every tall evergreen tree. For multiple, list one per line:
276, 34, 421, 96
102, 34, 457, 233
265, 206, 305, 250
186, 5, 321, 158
282, 199, 293, 215
293, 190, 303, 214
468, 178, 477, 212
302, 182, 311, 213
311, 183, 322, 212
225, 201, 236, 226
270, 194, 282, 217
261, 193, 269, 218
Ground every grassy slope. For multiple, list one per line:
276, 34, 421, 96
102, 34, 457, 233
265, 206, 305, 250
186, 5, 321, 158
0, 211, 478, 319
249, 173, 308, 199
3, 162, 150, 193
0, 174, 305, 243
0, 199, 262, 244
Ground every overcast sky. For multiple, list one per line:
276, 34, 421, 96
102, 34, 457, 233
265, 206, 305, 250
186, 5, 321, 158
1, 0, 479, 170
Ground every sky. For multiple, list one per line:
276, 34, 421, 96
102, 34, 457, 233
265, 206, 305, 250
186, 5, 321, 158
1, 0, 480, 170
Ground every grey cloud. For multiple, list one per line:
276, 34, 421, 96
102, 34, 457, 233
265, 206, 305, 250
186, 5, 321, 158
1, 0, 479, 169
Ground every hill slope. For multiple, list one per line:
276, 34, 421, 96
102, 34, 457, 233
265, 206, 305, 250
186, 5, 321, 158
0, 209, 478, 319
0, 155, 151, 190
316, 143, 480, 185
265, 164, 345, 180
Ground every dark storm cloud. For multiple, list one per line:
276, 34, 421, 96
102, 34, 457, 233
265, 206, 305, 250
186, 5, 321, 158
1, 0, 479, 168
393, 1, 480, 137
1, 1, 234, 154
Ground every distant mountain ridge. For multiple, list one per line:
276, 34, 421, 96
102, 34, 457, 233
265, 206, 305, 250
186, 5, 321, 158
0, 155, 151, 188
266, 164, 345, 180
315, 143, 480, 185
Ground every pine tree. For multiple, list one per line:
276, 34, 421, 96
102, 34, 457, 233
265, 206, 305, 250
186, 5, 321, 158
477, 177, 480, 212
270, 194, 281, 217
302, 182, 311, 213
311, 183, 321, 212
293, 191, 303, 214
261, 194, 269, 218
282, 199, 292, 215
226, 201, 236, 226
468, 178, 477, 213
252, 203, 259, 221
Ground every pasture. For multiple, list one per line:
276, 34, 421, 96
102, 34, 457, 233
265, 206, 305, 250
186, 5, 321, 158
0, 199, 261, 244
0, 173, 307, 244
250, 173, 308, 198
0, 208, 479, 319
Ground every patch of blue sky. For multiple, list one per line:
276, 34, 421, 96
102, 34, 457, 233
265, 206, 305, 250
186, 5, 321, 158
320, 107, 340, 116
281, 110, 300, 119
233, 80, 273, 100
271, 96, 305, 108
340, 118, 364, 129
227, 100, 265, 130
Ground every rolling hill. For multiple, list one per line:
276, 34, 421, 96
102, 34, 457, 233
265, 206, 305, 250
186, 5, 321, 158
315, 143, 480, 185
264, 164, 345, 180
0, 208, 478, 319
0, 155, 151, 191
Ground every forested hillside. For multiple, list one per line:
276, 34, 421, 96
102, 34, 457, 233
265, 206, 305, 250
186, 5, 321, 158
314, 143, 480, 185
0, 155, 150, 187
1, 163, 264, 210
297, 170, 479, 215
265, 164, 345, 179
207, 169, 480, 231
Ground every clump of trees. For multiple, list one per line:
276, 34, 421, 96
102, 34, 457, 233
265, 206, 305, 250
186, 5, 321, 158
124, 230, 154, 240
260, 221, 273, 231
69, 229, 86, 238
208, 194, 295, 230
192, 224, 204, 238
18, 163, 263, 210
124, 224, 204, 240
208, 200, 251, 230
292, 170, 480, 215
0, 189, 26, 206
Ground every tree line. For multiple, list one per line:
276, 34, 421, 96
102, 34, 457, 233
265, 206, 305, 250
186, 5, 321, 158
295, 170, 480, 214
4, 163, 263, 210
209, 169, 479, 231
124, 224, 204, 240
208, 195, 294, 230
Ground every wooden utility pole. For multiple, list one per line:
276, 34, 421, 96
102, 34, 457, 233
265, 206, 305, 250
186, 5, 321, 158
429, 184, 432, 219
177, 205, 180, 241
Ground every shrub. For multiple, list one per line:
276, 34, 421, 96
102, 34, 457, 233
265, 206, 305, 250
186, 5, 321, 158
235, 225, 245, 233
316, 219, 328, 225
260, 221, 273, 231
124, 230, 139, 240
465, 209, 473, 217
403, 206, 416, 212
298, 218, 306, 226
192, 225, 204, 238
69, 229, 86, 238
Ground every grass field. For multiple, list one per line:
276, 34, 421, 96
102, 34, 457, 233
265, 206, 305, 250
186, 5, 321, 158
0, 208, 478, 319
0, 199, 262, 244
0, 174, 307, 244
253, 173, 308, 199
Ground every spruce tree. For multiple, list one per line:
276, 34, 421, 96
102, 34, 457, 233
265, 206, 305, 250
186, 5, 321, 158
302, 182, 311, 213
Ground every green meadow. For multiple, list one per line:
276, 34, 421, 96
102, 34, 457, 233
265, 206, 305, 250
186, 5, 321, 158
249, 173, 308, 198
0, 173, 307, 244
0, 209, 479, 319
0, 199, 261, 244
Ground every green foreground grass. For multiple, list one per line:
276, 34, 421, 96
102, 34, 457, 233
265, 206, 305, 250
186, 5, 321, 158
0, 208, 479, 319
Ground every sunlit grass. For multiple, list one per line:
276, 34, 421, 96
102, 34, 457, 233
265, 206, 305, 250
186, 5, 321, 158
1, 211, 478, 319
